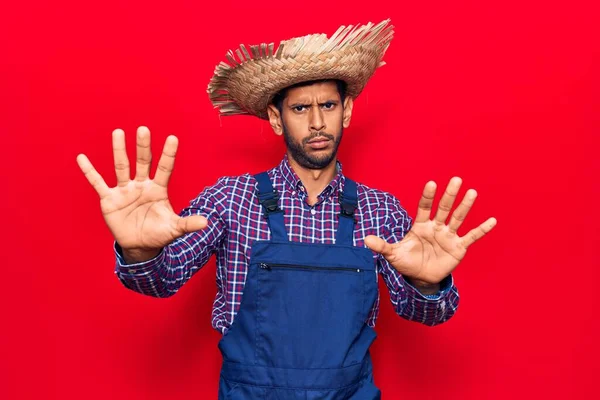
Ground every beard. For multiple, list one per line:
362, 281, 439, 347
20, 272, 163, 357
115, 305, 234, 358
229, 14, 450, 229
282, 121, 343, 170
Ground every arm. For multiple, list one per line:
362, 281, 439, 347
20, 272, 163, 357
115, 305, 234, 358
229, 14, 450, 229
113, 177, 229, 298
376, 194, 460, 326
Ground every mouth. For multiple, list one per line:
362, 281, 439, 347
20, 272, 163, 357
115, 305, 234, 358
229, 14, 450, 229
307, 138, 331, 149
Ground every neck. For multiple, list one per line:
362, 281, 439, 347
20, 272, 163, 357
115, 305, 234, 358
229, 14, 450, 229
287, 152, 337, 204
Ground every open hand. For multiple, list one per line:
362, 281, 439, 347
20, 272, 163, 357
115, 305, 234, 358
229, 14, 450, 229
76, 126, 207, 252
364, 177, 497, 285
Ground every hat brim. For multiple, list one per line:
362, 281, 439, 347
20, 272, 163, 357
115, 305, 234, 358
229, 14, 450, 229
207, 20, 394, 120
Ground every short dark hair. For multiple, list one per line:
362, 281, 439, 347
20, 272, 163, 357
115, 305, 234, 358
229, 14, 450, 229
271, 79, 347, 115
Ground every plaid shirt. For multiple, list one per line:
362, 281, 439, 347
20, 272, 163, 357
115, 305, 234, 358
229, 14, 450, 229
114, 154, 459, 334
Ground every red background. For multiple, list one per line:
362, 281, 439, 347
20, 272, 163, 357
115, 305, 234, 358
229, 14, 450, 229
1, 1, 598, 399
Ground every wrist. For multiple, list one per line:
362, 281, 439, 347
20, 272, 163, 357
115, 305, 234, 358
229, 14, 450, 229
405, 277, 440, 295
118, 244, 162, 264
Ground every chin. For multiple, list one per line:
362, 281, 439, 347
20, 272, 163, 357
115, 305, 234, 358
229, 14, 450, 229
304, 155, 336, 169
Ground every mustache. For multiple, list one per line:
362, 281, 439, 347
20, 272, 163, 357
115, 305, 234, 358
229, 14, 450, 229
303, 132, 335, 144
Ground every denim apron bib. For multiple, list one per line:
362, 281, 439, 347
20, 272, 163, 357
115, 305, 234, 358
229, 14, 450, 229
217, 172, 381, 399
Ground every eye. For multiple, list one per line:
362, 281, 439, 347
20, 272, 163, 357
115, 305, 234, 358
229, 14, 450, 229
322, 102, 335, 110
293, 105, 307, 112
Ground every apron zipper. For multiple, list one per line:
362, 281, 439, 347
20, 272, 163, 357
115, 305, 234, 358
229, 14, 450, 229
260, 263, 361, 273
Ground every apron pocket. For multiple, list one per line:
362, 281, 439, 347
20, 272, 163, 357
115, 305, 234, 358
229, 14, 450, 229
256, 262, 366, 369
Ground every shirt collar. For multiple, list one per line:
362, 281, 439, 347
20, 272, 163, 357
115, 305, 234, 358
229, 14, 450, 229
278, 153, 345, 198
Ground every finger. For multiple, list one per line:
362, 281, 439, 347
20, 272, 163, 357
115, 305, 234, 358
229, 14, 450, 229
112, 129, 130, 187
76, 154, 111, 198
154, 135, 178, 188
415, 181, 437, 223
174, 215, 208, 235
364, 235, 395, 258
135, 126, 152, 181
434, 176, 462, 225
460, 217, 497, 248
448, 189, 477, 234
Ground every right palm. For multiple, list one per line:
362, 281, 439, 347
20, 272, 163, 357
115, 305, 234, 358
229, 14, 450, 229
77, 126, 207, 251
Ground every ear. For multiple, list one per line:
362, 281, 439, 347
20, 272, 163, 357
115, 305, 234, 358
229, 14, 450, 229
267, 104, 283, 136
342, 97, 354, 128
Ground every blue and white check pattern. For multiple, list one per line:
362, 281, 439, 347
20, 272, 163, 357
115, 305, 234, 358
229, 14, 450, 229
114, 154, 459, 334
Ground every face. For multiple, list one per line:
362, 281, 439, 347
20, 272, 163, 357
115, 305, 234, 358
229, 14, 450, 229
267, 81, 354, 170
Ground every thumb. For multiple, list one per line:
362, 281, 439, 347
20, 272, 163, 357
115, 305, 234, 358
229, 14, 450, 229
176, 215, 209, 234
364, 235, 394, 257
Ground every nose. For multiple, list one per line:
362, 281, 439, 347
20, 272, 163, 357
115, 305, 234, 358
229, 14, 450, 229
309, 107, 326, 132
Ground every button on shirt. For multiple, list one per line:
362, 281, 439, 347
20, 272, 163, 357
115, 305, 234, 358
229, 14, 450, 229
114, 154, 459, 334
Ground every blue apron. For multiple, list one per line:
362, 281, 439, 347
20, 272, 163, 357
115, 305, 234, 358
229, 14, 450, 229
217, 172, 381, 399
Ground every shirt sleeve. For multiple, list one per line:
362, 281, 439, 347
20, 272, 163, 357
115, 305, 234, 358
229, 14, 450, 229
376, 193, 460, 327
113, 177, 229, 298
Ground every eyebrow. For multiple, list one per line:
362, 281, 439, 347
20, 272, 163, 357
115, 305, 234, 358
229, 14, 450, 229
288, 100, 339, 108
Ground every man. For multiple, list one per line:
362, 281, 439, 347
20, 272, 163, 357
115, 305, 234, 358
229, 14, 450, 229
77, 19, 496, 399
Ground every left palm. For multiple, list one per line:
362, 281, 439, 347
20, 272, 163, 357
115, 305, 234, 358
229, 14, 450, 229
364, 177, 497, 285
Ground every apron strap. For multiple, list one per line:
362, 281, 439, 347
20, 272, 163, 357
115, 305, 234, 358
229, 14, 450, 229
336, 178, 358, 246
254, 172, 289, 242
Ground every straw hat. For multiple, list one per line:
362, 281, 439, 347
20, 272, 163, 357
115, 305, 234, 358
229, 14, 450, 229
207, 19, 394, 120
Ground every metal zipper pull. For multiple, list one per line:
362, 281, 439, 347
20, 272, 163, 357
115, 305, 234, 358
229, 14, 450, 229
259, 263, 271, 270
